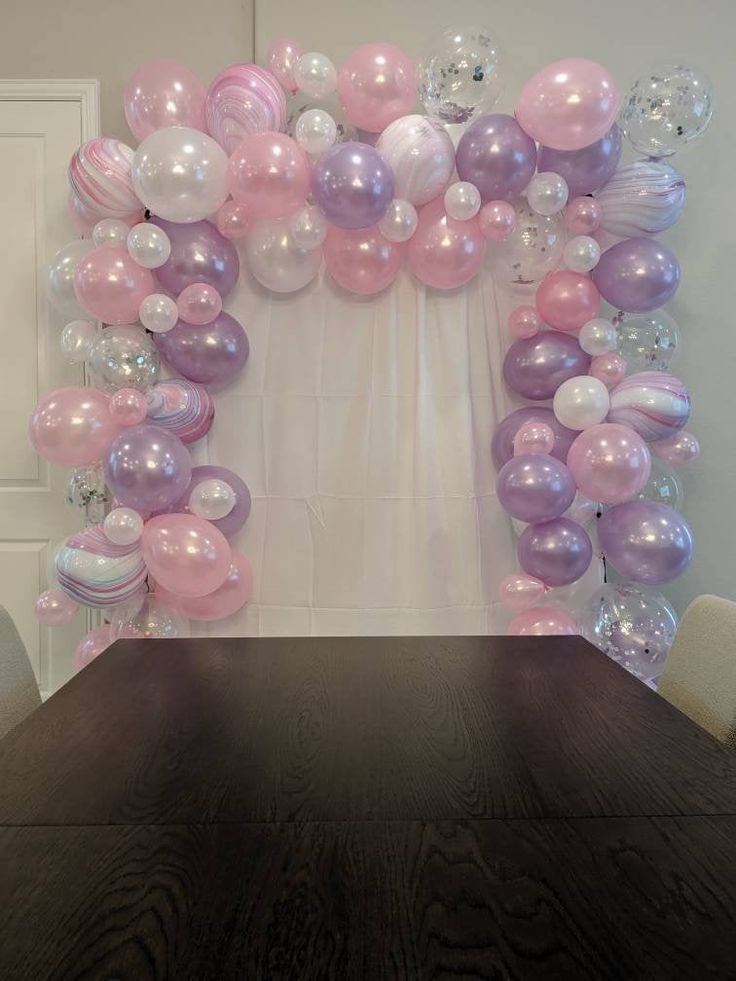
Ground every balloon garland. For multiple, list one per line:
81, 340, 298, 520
32, 31, 712, 685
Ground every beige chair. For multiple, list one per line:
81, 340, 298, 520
0, 605, 41, 740
659, 595, 736, 747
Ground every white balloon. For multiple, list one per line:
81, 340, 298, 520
295, 108, 337, 155
189, 479, 236, 521
294, 53, 338, 99
245, 219, 323, 293
526, 172, 569, 217
579, 317, 618, 356
103, 507, 144, 546
564, 235, 601, 273
290, 204, 328, 251
378, 199, 418, 243
139, 293, 178, 333
92, 218, 130, 249
60, 320, 98, 363
127, 223, 171, 269
444, 181, 481, 221
47, 239, 93, 319
132, 127, 229, 224
553, 376, 610, 431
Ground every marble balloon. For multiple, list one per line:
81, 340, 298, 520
55, 524, 147, 609
375, 114, 455, 207
145, 379, 215, 444
608, 372, 691, 441
595, 160, 686, 238
68, 138, 142, 223
205, 64, 287, 154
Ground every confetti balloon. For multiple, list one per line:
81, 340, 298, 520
613, 308, 680, 373
636, 457, 684, 511
598, 501, 693, 585
503, 332, 591, 401
494, 200, 565, 288
619, 64, 713, 158
594, 160, 686, 238
417, 25, 504, 125
68, 138, 142, 223
55, 524, 147, 609
608, 372, 691, 441
205, 64, 287, 154
145, 379, 215, 444
492, 407, 577, 470
375, 115, 455, 206
87, 325, 160, 393
111, 591, 190, 640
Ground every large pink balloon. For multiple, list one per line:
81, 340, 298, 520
157, 550, 253, 621
324, 225, 402, 294
407, 199, 486, 290
124, 60, 207, 140
74, 624, 113, 670
535, 271, 600, 333
516, 58, 620, 151
30, 387, 119, 467
74, 248, 154, 325
142, 513, 232, 598
567, 423, 651, 505
228, 133, 309, 220
337, 43, 416, 133
507, 605, 578, 636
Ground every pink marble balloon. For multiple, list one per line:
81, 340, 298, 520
35, 588, 79, 626
337, 43, 416, 132
124, 60, 207, 140
508, 305, 542, 339
375, 115, 455, 206
324, 225, 402, 295
267, 38, 304, 95
608, 372, 691, 442
499, 574, 547, 611
590, 352, 627, 388
176, 283, 222, 325
407, 199, 486, 290
508, 605, 578, 636
145, 378, 215, 444
206, 65, 287, 154
68, 138, 142, 223
74, 624, 113, 670
651, 430, 700, 467
565, 197, 602, 236
73, 248, 154, 325
55, 524, 147, 609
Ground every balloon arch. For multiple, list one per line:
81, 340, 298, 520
33, 30, 710, 684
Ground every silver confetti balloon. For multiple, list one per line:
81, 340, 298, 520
87, 325, 160, 393
110, 592, 190, 640
494, 199, 566, 290
611, 307, 680, 373
66, 462, 110, 525
635, 458, 684, 511
418, 25, 503, 125
619, 64, 713, 158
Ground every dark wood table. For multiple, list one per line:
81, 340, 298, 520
0, 636, 735, 979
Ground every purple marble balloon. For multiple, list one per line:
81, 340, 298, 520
598, 501, 693, 585
594, 160, 686, 238
154, 311, 249, 387
104, 424, 192, 513
176, 465, 251, 539
537, 124, 622, 198
608, 371, 691, 441
206, 64, 287, 154
497, 454, 576, 523
517, 517, 593, 587
591, 237, 680, 313
503, 332, 591, 401
153, 218, 240, 298
146, 378, 215, 444
312, 142, 395, 229
455, 114, 537, 202
491, 407, 577, 470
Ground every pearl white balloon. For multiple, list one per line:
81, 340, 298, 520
579, 318, 619, 356
553, 375, 611, 431
132, 127, 229, 224
139, 293, 178, 333
47, 239, 93, 319
103, 507, 144, 546
295, 108, 337, 155
127, 223, 171, 269
378, 199, 418, 243
245, 219, 323, 293
444, 181, 481, 221
189, 478, 236, 521
290, 204, 328, 251
60, 320, 98, 364
294, 53, 338, 99
564, 235, 601, 273
92, 218, 130, 249
526, 172, 569, 217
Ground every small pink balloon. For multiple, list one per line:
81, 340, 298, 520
74, 624, 113, 670
216, 200, 251, 240
513, 421, 556, 457
142, 513, 232, 599
74, 248, 154, 325
508, 305, 542, 339
267, 37, 304, 95
177, 283, 223, 325
566, 196, 602, 236
567, 422, 651, 504
35, 588, 79, 626
407, 198, 486, 290
499, 574, 547, 612
228, 133, 309, 220
590, 352, 627, 388
508, 605, 578, 636
324, 225, 402, 295
157, 550, 253, 621
124, 59, 207, 140
109, 388, 148, 426
652, 430, 700, 467
479, 201, 517, 241
536, 270, 600, 333
337, 43, 416, 133
30, 386, 119, 467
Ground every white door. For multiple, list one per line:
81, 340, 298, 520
0, 81, 99, 696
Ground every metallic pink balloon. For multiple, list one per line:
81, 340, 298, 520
517, 517, 593, 587
228, 132, 309, 220
499, 574, 547, 612
503, 332, 591, 401
508, 305, 542, 339
407, 198, 486, 289
30, 387, 119, 467
652, 430, 700, 467
535, 271, 600, 333
74, 248, 154, 324
508, 605, 578, 635
565, 197, 603, 236
513, 420, 555, 456
124, 60, 207, 140
479, 201, 517, 240
74, 624, 113, 670
590, 352, 627, 388
337, 43, 416, 133
153, 219, 240, 298
267, 37, 304, 95
35, 588, 79, 626
567, 423, 651, 504
324, 225, 402, 294
142, 513, 232, 598
215, 200, 251, 241
157, 550, 253, 621
176, 283, 222, 325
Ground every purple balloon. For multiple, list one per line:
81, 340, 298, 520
591, 237, 680, 313
155, 311, 249, 387
503, 332, 591, 401
153, 219, 240, 298
497, 454, 576, 523
104, 424, 192, 512
598, 501, 693, 585
538, 124, 622, 198
177, 465, 251, 539
491, 407, 577, 470
455, 114, 537, 202
312, 142, 394, 229
517, 517, 593, 588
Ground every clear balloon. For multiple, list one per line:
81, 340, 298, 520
87, 326, 159, 394
312, 141, 394, 230
111, 591, 190, 640
378, 199, 418, 243
103, 507, 144, 545
498, 574, 547, 612
154, 311, 250, 385
565, 197, 602, 236
508, 305, 541, 340
153, 218, 240, 298
176, 283, 222, 325
92, 218, 130, 249
109, 388, 148, 426
104, 424, 192, 512
479, 201, 516, 241
267, 37, 304, 95
497, 454, 576, 523
157, 550, 253, 622
538, 124, 622, 198
508, 605, 578, 636
592, 238, 680, 314
35, 588, 79, 626
215, 200, 251, 241
47, 240, 93, 320
563, 236, 601, 274
245, 219, 322, 293
294, 52, 338, 100
636, 457, 684, 511
295, 108, 337, 154
517, 517, 592, 587
444, 181, 481, 221
535, 271, 600, 333
652, 430, 700, 467
567, 423, 651, 504
553, 375, 610, 431
290, 204, 329, 251
613, 308, 680, 373
337, 43, 415, 132
418, 25, 504, 125
578, 317, 617, 356
513, 420, 555, 456
74, 624, 113, 670
503, 331, 591, 400
228, 132, 309, 220
494, 200, 565, 288
66, 463, 110, 524
126, 223, 171, 269
189, 478, 236, 520
375, 114, 455, 207
407, 198, 486, 290
324, 225, 401, 295
30, 387, 119, 468
526, 172, 569, 217
61, 320, 98, 364
124, 59, 207, 140
590, 351, 627, 388
598, 501, 693, 585
74, 248, 154, 325
455, 114, 537, 202
492, 407, 577, 470
142, 513, 231, 598
564, 491, 599, 528
139, 293, 179, 334
619, 64, 713, 158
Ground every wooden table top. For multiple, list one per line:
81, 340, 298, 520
1, 636, 735, 979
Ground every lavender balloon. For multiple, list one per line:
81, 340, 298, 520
491, 407, 577, 470
155, 311, 249, 387
591, 237, 680, 313
517, 517, 593, 587
104, 424, 192, 512
153, 218, 240, 298
503, 332, 591, 401
598, 501, 693, 585
312, 142, 394, 229
177, 465, 251, 539
455, 114, 537, 202
537, 124, 622, 197
497, 454, 576, 523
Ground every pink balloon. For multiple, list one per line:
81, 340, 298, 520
30, 386, 119, 467
157, 550, 253, 621
228, 133, 309, 220
590, 352, 627, 388
566, 196, 602, 236
142, 513, 232, 598
109, 388, 148, 426
124, 60, 207, 140
499, 574, 547, 612
507, 605, 578, 636
513, 421, 555, 456
652, 430, 700, 467
216, 200, 251, 240
177, 283, 223, 325
407, 199, 486, 290
35, 588, 79, 626
337, 43, 416, 133
324, 225, 402, 295
508, 305, 542, 339
74, 624, 113, 670
567, 423, 651, 504
516, 58, 620, 151
267, 37, 304, 95
535, 271, 600, 333
479, 201, 517, 241
74, 248, 154, 325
